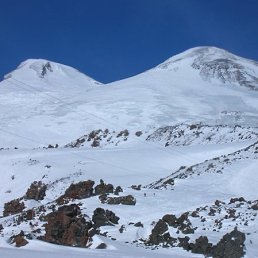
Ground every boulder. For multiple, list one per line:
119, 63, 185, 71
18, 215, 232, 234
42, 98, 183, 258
94, 180, 114, 195
147, 219, 176, 246
92, 208, 119, 227
101, 195, 136, 205
10, 231, 28, 247
57, 180, 94, 204
114, 186, 123, 195
3, 198, 25, 217
191, 236, 213, 255
43, 204, 94, 247
25, 181, 47, 201
212, 227, 246, 258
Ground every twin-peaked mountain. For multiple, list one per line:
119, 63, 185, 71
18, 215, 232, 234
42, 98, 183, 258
1, 47, 258, 147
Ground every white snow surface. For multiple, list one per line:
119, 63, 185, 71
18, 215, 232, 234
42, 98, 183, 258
1, 47, 258, 257
1, 47, 258, 148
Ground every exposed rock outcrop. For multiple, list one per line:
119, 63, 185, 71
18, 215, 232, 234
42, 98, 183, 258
212, 227, 246, 258
100, 195, 136, 205
94, 180, 114, 195
92, 208, 119, 227
147, 219, 176, 246
3, 198, 25, 217
43, 204, 95, 247
57, 180, 94, 204
9, 231, 29, 247
25, 181, 47, 201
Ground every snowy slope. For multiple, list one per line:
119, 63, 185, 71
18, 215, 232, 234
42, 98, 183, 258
0, 59, 101, 147
1, 47, 258, 148
1, 47, 258, 257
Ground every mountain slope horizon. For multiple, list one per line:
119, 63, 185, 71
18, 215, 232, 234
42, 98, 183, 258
1, 46, 258, 148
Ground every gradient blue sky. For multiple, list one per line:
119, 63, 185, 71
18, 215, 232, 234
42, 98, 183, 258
1, 0, 258, 83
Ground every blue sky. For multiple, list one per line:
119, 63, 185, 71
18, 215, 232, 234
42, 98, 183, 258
1, 0, 258, 83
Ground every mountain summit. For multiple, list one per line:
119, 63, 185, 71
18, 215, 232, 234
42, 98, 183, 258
156, 46, 258, 90
3, 58, 101, 89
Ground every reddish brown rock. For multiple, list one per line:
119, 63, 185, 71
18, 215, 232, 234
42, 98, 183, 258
94, 180, 114, 195
25, 181, 47, 201
3, 198, 25, 217
10, 231, 28, 247
43, 204, 95, 247
57, 180, 94, 204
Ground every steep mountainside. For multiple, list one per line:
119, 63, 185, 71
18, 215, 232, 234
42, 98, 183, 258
1, 47, 258, 258
1, 47, 258, 148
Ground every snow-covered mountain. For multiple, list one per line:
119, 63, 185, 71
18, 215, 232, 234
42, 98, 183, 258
1, 47, 258, 148
0, 59, 102, 147
1, 47, 258, 258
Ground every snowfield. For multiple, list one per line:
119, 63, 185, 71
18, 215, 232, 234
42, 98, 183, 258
1, 47, 258, 258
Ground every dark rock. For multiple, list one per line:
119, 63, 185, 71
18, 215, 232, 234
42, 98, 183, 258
0, 224, 3, 231
191, 236, 213, 255
163, 178, 174, 186
178, 236, 190, 250
23, 209, 35, 221
208, 207, 217, 216
3, 198, 25, 217
251, 203, 258, 210
58, 204, 81, 217
131, 184, 141, 190
43, 204, 93, 247
212, 227, 246, 258
119, 225, 126, 233
91, 139, 100, 147
117, 129, 129, 137
92, 208, 119, 227
94, 180, 114, 195
229, 197, 246, 204
135, 131, 143, 137
162, 214, 177, 227
10, 231, 29, 247
147, 220, 176, 246
114, 186, 123, 195
134, 222, 143, 228
191, 211, 199, 217
215, 200, 223, 206
25, 181, 47, 201
102, 195, 136, 205
96, 243, 107, 249
57, 180, 94, 204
